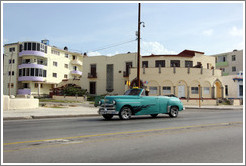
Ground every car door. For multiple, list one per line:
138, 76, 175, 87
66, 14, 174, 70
139, 96, 159, 115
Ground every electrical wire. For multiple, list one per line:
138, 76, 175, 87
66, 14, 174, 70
89, 39, 137, 53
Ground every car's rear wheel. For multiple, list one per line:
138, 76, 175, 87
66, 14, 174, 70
169, 106, 179, 118
150, 114, 158, 118
119, 106, 132, 120
102, 114, 113, 120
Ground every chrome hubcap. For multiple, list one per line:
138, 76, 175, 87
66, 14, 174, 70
121, 108, 131, 119
171, 108, 178, 116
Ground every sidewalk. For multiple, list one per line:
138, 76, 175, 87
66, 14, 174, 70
2, 104, 243, 121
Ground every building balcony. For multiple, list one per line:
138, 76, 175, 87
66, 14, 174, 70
88, 73, 97, 78
222, 72, 229, 76
18, 63, 46, 69
19, 50, 45, 58
18, 76, 44, 82
71, 70, 82, 76
123, 71, 129, 77
216, 61, 228, 67
17, 88, 31, 95
71, 60, 83, 66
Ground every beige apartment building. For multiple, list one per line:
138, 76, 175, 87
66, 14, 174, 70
210, 49, 243, 99
82, 50, 224, 99
3, 40, 83, 97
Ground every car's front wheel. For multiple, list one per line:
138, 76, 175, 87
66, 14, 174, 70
119, 106, 132, 120
102, 114, 113, 120
169, 106, 179, 118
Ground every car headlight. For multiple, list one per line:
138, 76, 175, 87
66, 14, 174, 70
112, 100, 116, 105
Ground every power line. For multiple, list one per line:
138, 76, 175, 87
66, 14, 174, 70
57, 39, 137, 54
89, 39, 137, 53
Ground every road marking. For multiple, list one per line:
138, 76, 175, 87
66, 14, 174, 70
3, 121, 242, 146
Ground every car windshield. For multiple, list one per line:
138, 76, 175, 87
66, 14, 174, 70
124, 89, 142, 96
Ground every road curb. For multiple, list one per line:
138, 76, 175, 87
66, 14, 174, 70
185, 107, 243, 110
3, 114, 99, 121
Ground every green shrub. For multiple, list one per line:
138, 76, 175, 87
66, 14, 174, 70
63, 86, 87, 96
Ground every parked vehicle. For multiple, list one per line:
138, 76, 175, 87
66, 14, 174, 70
98, 88, 185, 120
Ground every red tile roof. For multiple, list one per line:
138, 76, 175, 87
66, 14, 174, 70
142, 49, 204, 58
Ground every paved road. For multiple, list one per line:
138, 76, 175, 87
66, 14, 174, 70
3, 109, 244, 163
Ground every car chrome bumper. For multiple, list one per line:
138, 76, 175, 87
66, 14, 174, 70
98, 107, 119, 115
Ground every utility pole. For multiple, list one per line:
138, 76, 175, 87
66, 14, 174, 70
137, 3, 141, 88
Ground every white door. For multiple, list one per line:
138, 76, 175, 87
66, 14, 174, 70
178, 86, 185, 98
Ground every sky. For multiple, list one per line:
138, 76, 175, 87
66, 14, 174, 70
2, 1, 244, 56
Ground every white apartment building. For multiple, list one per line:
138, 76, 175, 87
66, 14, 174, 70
211, 49, 243, 99
3, 40, 83, 97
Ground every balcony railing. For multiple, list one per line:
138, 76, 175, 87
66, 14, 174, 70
17, 88, 31, 95
216, 61, 228, 67
123, 71, 129, 77
71, 70, 82, 76
88, 73, 97, 78
18, 63, 46, 69
19, 50, 45, 57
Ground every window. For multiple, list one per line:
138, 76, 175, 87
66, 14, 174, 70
53, 61, 58, 67
64, 64, 68, 68
203, 87, 210, 95
51, 50, 60, 55
9, 47, 15, 52
191, 87, 199, 94
19, 44, 23, 52
232, 66, 236, 72
73, 56, 76, 60
170, 60, 180, 67
64, 74, 68, 78
163, 86, 171, 94
31, 68, 34, 76
35, 69, 38, 76
232, 55, 236, 61
239, 85, 243, 96
8, 83, 14, 88
26, 68, 29, 76
27, 42, 31, 50
53, 73, 57, 78
8, 71, 11, 76
23, 68, 26, 76
65, 54, 69, 58
9, 59, 15, 64
24, 43, 27, 50
225, 85, 228, 96
32, 43, 36, 51
35, 83, 38, 88
142, 61, 148, 68
149, 87, 158, 94
91, 64, 97, 76
185, 61, 193, 68
155, 60, 165, 67
38, 69, 43, 77
19, 69, 22, 76
40, 84, 43, 88
37, 43, 40, 51
43, 70, 47, 77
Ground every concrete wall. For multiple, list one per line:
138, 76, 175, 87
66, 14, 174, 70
181, 99, 217, 106
3, 95, 39, 110
52, 95, 85, 102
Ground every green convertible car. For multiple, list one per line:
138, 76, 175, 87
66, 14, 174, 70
98, 88, 185, 120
